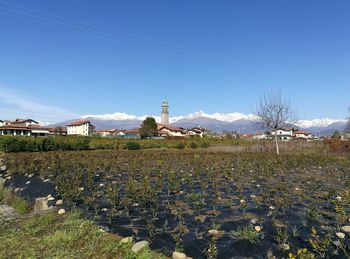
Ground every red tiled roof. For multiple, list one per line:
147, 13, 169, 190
47, 127, 67, 133
124, 129, 140, 134
67, 120, 91, 126
158, 125, 185, 133
293, 130, 310, 135
0, 124, 48, 130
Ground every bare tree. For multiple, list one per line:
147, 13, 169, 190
252, 90, 296, 155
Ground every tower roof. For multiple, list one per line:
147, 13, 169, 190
162, 99, 169, 106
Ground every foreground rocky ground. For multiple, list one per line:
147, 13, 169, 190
1, 149, 350, 258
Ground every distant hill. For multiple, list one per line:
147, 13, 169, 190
49, 111, 347, 136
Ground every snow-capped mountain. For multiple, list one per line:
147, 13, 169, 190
50, 111, 348, 136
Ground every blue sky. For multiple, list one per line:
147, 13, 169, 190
0, 0, 349, 123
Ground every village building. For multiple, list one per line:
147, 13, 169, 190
67, 120, 94, 136
251, 132, 269, 140
157, 124, 186, 138
271, 128, 294, 141
0, 118, 50, 137
97, 129, 116, 137
187, 127, 207, 138
293, 130, 312, 140
47, 127, 67, 136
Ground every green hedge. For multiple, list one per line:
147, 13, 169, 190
0, 135, 255, 153
0, 136, 90, 152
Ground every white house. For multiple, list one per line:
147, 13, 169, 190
251, 132, 269, 140
187, 127, 208, 138
157, 124, 186, 138
271, 128, 293, 141
0, 118, 49, 137
67, 120, 94, 136
293, 130, 312, 140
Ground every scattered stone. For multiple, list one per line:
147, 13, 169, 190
0, 177, 6, 190
48, 197, 55, 201
43, 179, 50, 182
240, 199, 245, 204
99, 183, 104, 187
250, 218, 257, 224
78, 187, 84, 191
98, 228, 105, 233
34, 197, 49, 213
55, 199, 63, 206
172, 251, 187, 259
58, 208, 65, 215
6, 176, 11, 180
0, 204, 19, 221
255, 226, 262, 232
256, 184, 261, 188
273, 219, 286, 228
131, 240, 149, 253
269, 205, 276, 210
0, 165, 6, 172
336, 196, 342, 201
333, 240, 341, 247
120, 236, 133, 243
281, 244, 290, 251
341, 226, 350, 233
336, 232, 345, 239
25, 181, 31, 185
295, 187, 300, 191
208, 229, 219, 236
28, 173, 34, 178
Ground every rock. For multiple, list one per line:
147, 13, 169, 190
172, 251, 187, 259
336, 232, 345, 239
131, 240, 149, 253
48, 197, 55, 201
55, 199, 63, 206
250, 218, 257, 224
255, 226, 261, 232
0, 165, 7, 172
341, 226, 350, 233
120, 236, 133, 243
281, 244, 290, 251
25, 181, 31, 185
240, 199, 245, 204
0, 204, 19, 221
336, 196, 342, 201
78, 187, 84, 191
0, 177, 6, 190
34, 197, 49, 213
208, 229, 219, 236
58, 208, 65, 215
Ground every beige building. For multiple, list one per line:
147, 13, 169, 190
67, 120, 94, 136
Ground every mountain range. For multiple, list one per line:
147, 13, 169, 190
49, 111, 349, 136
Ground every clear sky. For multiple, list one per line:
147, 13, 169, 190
0, 0, 349, 123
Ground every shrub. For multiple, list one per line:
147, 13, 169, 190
200, 141, 210, 148
190, 142, 198, 149
125, 142, 141, 150
175, 142, 185, 149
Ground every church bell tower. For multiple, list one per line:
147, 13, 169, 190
161, 99, 169, 125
